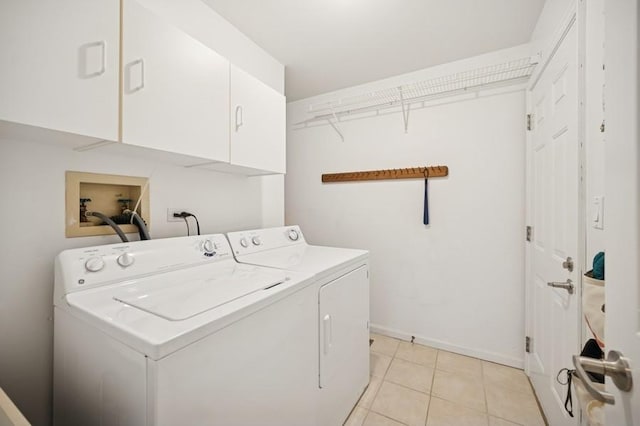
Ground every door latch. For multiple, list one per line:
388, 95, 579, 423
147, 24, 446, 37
562, 256, 574, 272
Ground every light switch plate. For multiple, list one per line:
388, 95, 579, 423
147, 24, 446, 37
592, 196, 604, 229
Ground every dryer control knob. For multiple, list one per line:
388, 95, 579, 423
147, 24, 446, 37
239, 238, 248, 248
117, 252, 135, 268
252, 236, 262, 246
85, 256, 105, 272
202, 239, 215, 254
288, 229, 299, 241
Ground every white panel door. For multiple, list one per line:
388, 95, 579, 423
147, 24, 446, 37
319, 266, 369, 426
527, 17, 580, 426
0, 0, 119, 140
600, 0, 640, 422
121, 0, 229, 161
230, 65, 286, 173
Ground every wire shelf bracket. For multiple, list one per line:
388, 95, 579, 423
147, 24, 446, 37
296, 57, 538, 141
326, 107, 344, 142
399, 86, 410, 133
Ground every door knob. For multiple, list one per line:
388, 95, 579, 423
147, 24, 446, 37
572, 350, 633, 405
547, 279, 574, 294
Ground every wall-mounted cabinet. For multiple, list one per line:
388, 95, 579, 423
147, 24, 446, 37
195, 65, 286, 175
121, 1, 230, 162
0, 0, 285, 176
230, 65, 286, 174
0, 0, 119, 141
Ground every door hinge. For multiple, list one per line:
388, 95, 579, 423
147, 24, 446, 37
526, 114, 533, 131
526, 226, 533, 242
525, 336, 532, 353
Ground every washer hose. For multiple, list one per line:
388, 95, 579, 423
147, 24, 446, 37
128, 211, 151, 241
86, 211, 129, 243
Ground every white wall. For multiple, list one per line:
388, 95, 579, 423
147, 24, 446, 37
286, 50, 528, 367
0, 2, 284, 424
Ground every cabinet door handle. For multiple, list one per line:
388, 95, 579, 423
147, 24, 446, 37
82, 41, 106, 77
128, 58, 145, 93
97, 40, 106, 76
235, 105, 243, 132
323, 314, 332, 355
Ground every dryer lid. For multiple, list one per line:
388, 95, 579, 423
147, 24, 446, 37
113, 268, 287, 321
236, 244, 368, 275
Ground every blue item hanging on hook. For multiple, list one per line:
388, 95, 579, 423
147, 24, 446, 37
423, 178, 429, 225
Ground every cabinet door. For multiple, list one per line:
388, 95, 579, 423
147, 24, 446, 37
319, 265, 370, 426
121, 0, 229, 162
0, 0, 119, 140
230, 66, 286, 173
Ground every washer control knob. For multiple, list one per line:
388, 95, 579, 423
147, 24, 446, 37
288, 229, 299, 241
202, 239, 215, 254
251, 236, 262, 246
85, 256, 105, 272
239, 238, 248, 248
117, 252, 135, 268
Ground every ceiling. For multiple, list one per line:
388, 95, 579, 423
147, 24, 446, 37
203, 0, 546, 101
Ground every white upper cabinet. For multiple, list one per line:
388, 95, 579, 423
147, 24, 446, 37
121, 0, 230, 162
0, 0, 119, 141
230, 65, 286, 174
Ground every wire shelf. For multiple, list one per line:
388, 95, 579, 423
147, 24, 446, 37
298, 57, 537, 130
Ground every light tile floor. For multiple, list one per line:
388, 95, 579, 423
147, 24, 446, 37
345, 334, 547, 426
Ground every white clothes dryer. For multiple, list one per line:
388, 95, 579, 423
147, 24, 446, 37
54, 234, 319, 426
226, 225, 370, 426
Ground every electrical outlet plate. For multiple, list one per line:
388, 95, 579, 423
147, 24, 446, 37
167, 208, 190, 222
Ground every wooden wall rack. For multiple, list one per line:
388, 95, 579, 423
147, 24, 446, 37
322, 166, 448, 183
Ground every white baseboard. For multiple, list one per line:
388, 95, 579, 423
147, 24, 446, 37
370, 323, 524, 369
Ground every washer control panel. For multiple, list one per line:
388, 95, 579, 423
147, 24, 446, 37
55, 234, 234, 300
227, 226, 306, 256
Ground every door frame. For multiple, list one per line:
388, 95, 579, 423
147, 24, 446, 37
524, 0, 587, 414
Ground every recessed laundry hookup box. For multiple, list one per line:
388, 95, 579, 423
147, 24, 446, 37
65, 171, 150, 238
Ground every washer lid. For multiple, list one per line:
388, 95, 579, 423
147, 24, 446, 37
62, 262, 314, 360
113, 269, 287, 321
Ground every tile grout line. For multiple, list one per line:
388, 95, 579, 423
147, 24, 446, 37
367, 410, 410, 426
369, 337, 432, 426
481, 360, 490, 421
366, 349, 408, 426
482, 361, 532, 426
361, 339, 395, 423
422, 348, 440, 425
377, 337, 540, 426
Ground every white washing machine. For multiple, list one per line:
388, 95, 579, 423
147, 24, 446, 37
53, 234, 320, 426
226, 225, 370, 426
